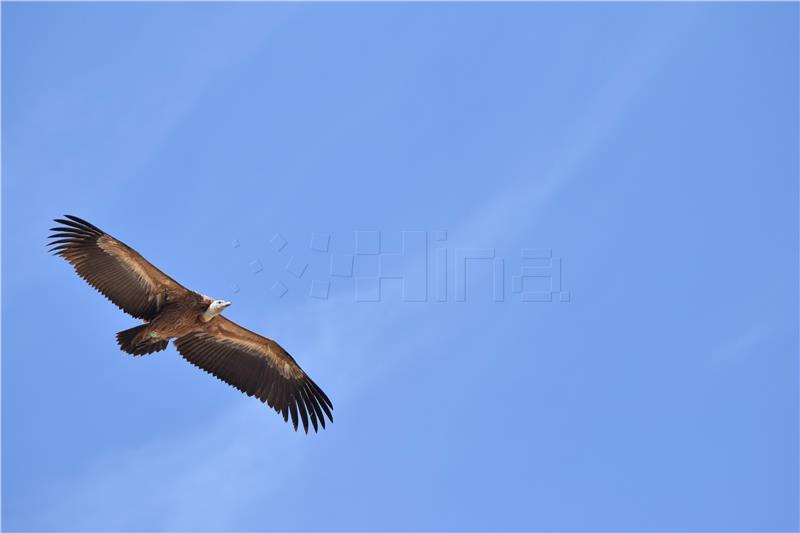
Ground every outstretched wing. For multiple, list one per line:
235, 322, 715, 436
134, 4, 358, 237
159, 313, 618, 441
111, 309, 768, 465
174, 316, 333, 433
48, 215, 190, 320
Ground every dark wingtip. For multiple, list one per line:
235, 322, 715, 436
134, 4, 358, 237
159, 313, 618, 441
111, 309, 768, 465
52, 216, 103, 236
64, 214, 99, 229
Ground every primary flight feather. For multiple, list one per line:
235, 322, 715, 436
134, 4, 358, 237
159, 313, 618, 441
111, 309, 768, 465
48, 215, 332, 433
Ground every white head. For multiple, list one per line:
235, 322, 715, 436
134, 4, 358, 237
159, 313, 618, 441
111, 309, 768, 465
210, 299, 231, 312
202, 299, 231, 322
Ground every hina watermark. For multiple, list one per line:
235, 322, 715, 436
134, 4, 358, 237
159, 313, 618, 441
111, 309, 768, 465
232, 230, 569, 303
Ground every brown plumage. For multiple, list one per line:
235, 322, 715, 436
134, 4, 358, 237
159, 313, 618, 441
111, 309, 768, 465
48, 215, 333, 433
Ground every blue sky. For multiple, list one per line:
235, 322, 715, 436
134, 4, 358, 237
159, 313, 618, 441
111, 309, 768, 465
2, 2, 798, 531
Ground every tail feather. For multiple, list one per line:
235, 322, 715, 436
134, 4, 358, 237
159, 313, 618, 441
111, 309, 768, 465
116, 324, 168, 356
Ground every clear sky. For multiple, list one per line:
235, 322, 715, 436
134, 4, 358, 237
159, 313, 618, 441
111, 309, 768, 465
2, 2, 798, 531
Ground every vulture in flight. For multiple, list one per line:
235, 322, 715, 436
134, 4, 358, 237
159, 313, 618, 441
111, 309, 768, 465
48, 215, 332, 433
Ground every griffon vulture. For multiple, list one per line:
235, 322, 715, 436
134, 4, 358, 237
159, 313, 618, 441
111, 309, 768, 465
48, 215, 332, 433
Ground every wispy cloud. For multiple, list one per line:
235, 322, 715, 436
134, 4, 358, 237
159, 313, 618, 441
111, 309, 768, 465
711, 322, 777, 366
36, 401, 295, 531
463, 18, 689, 247
6, 6, 290, 238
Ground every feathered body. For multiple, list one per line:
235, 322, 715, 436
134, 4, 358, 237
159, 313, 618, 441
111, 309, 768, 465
116, 292, 208, 355
48, 215, 332, 433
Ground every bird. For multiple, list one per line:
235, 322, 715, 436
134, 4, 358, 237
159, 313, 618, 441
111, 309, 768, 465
47, 215, 332, 433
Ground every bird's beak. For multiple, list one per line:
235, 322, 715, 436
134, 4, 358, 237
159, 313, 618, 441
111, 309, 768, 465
223, 301, 232, 308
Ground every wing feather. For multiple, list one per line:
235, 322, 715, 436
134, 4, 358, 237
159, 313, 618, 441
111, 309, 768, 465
299, 386, 319, 432
173, 316, 333, 433
288, 397, 299, 431
303, 381, 326, 430
295, 391, 309, 434
48, 215, 189, 320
